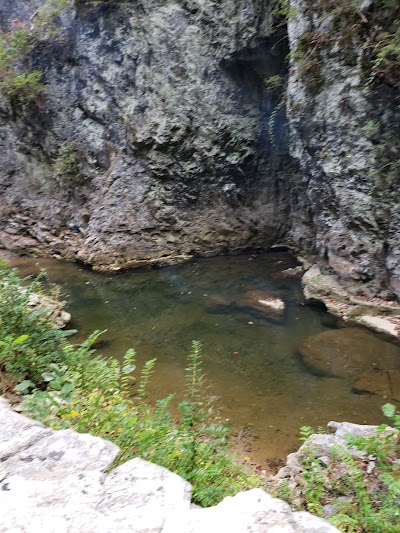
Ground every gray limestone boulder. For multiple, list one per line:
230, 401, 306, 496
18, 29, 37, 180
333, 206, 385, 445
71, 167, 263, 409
0, 398, 339, 532
163, 489, 339, 532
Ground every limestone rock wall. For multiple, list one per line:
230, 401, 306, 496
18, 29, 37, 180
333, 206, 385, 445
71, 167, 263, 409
0, 0, 399, 300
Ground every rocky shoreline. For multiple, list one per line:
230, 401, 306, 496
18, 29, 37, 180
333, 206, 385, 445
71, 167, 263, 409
2, 245, 400, 343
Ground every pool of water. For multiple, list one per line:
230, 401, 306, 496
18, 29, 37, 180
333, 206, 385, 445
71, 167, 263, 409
7, 251, 400, 469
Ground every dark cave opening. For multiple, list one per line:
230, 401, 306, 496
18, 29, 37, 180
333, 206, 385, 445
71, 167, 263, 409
219, 32, 290, 165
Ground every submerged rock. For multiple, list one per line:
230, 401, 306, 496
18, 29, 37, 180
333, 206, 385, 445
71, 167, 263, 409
297, 327, 400, 378
271, 266, 304, 282
204, 295, 234, 314
352, 369, 400, 402
239, 291, 286, 322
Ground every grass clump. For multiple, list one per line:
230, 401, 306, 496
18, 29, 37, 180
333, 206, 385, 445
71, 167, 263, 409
52, 140, 83, 185
0, 262, 260, 507
0, 0, 70, 104
0, 32, 44, 104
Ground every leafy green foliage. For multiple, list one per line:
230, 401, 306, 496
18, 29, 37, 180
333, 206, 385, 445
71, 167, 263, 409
0, 0, 71, 104
21, 339, 261, 507
52, 140, 82, 184
327, 440, 400, 533
292, 0, 400, 90
271, 0, 298, 22
0, 35, 44, 104
264, 74, 284, 93
3, 71, 44, 103
369, 10, 400, 88
0, 261, 75, 384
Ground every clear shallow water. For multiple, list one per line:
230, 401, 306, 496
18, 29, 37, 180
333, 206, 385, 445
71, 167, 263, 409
8, 252, 400, 469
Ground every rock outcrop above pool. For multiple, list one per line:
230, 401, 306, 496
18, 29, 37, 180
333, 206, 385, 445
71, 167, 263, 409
287, 1, 400, 301
0, 398, 339, 532
0, 0, 291, 272
302, 266, 400, 341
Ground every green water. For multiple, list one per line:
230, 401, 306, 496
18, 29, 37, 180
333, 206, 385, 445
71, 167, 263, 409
9, 252, 400, 469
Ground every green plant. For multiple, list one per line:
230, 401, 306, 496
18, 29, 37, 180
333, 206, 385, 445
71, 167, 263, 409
382, 403, 400, 429
271, 0, 298, 21
52, 140, 82, 183
0, 0, 72, 104
4, 71, 44, 103
0, 261, 75, 383
328, 441, 400, 533
360, 119, 379, 136
265, 74, 283, 92
369, 16, 400, 87
32, 0, 70, 37
299, 425, 326, 515
0, 35, 44, 104
271, 479, 292, 504
21, 340, 261, 506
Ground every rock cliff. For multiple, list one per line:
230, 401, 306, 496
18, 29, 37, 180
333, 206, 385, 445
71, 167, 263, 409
287, 0, 400, 300
0, 0, 292, 270
0, 0, 399, 300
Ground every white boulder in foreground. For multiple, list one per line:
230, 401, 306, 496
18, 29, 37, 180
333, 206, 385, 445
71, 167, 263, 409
0, 398, 338, 532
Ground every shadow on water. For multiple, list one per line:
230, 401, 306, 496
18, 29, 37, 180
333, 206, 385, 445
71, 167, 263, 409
7, 252, 400, 469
